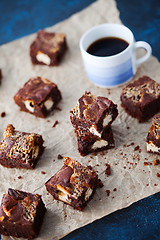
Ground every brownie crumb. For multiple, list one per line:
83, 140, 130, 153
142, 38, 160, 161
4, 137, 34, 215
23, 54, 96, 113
113, 188, 117, 191
106, 190, 110, 196
18, 176, 22, 179
52, 120, 59, 128
105, 163, 111, 175
1, 112, 6, 118
87, 165, 93, 170
126, 142, 134, 147
146, 184, 149, 186
144, 162, 152, 166
154, 184, 158, 186
47, 120, 50, 122
98, 179, 104, 188
127, 126, 130, 129
156, 173, 160, 177
154, 159, 160, 165
134, 145, 140, 151
41, 171, 46, 174
57, 154, 63, 159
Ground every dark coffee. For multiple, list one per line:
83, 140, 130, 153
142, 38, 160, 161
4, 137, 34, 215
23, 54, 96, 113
87, 37, 129, 57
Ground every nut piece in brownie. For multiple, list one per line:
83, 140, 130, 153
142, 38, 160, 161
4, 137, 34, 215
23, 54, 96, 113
120, 76, 160, 122
45, 157, 99, 210
0, 188, 46, 239
30, 29, 67, 66
70, 92, 118, 137
75, 125, 114, 156
0, 69, 2, 84
146, 114, 160, 154
14, 76, 61, 118
0, 124, 44, 169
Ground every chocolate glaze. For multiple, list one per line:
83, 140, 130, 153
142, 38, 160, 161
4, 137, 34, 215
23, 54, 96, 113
48, 165, 74, 188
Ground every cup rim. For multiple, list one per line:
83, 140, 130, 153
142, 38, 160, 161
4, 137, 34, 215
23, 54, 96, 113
80, 23, 134, 60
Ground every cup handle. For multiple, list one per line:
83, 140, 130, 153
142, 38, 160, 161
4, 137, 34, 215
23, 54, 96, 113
134, 41, 152, 67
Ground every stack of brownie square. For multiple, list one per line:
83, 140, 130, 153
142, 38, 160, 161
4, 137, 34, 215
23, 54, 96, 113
70, 92, 118, 156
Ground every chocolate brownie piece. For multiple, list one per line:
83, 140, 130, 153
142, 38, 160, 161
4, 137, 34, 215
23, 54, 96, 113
0, 124, 44, 169
146, 114, 160, 154
0, 69, 2, 84
120, 76, 160, 122
70, 92, 118, 137
14, 76, 61, 118
75, 125, 114, 156
30, 29, 67, 66
45, 157, 99, 210
0, 188, 46, 239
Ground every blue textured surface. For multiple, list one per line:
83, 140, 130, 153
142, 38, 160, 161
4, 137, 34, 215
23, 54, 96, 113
0, 0, 95, 45
117, 0, 160, 60
0, 1, 160, 240
62, 192, 160, 240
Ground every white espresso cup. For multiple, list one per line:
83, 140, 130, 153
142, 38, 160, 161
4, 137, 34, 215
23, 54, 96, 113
80, 23, 152, 88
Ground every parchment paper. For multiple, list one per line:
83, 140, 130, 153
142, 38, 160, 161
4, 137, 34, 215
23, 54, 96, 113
1, 0, 160, 239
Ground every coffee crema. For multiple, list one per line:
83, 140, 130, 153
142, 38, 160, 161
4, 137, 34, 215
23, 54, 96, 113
87, 37, 129, 57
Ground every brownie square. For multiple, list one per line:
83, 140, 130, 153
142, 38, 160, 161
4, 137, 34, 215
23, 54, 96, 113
0, 188, 46, 239
75, 125, 115, 156
45, 157, 99, 210
146, 114, 160, 154
0, 124, 44, 169
70, 92, 118, 137
14, 76, 62, 118
120, 76, 160, 122
30, 29, 67, 66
